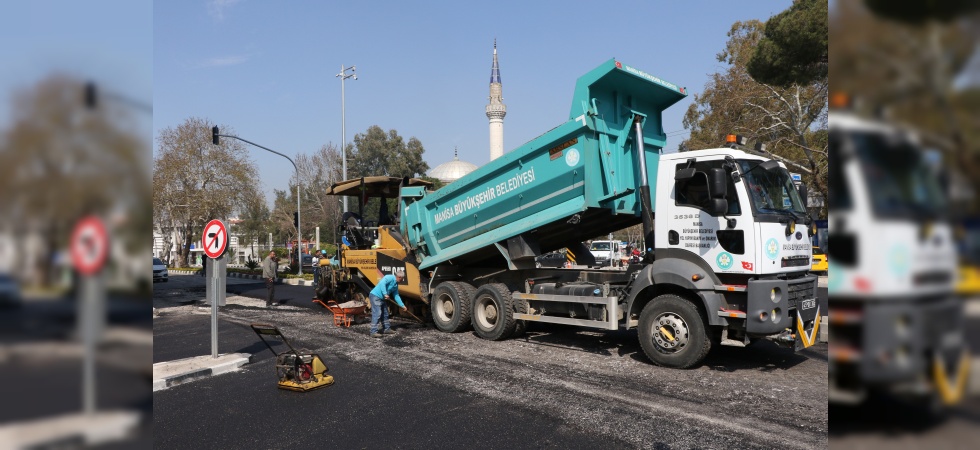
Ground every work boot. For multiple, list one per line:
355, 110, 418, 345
370, 333, 382, 338
383, 328, 397, 335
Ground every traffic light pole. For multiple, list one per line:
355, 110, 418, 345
212, 127, 302, 276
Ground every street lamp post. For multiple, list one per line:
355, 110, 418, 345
211, 127, 302, 277
336, 65, 356, 213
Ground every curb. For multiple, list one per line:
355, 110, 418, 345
0, 411, 141, 449
152, 353, 251, 391
170, 271, 315, 286
226, 273, 314, 286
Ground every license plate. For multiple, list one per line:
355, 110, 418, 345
812, 259, 819, 264
801, 299, 816, 310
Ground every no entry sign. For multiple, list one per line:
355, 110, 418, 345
70, 216, 109, 275
202, 219, 228, 259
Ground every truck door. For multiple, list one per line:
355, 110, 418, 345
659, 159, 754, 274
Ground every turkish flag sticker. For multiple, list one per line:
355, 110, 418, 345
741, 261, 753, 271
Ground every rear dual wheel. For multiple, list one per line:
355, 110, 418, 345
431, 281, 475, 333
472, 283, 526, 341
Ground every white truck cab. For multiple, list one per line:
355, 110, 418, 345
828, 111, 966, 408
589, 240, 623, 267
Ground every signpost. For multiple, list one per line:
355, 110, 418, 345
202, 219, 228, 358
70, 216, 109, 416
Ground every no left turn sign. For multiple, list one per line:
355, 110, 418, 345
70, 216, 109, 275
202, 219, 228, 259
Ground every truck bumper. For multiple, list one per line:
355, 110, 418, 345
744, 275, 818, 340
830, 295, 969, 404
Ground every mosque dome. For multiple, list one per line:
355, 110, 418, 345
428, 148, 478, 185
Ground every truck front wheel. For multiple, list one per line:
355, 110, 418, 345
638, 294, 711, 369
431, 282, 474, 333
472, 283, 517, 341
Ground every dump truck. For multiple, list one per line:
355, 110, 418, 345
321, 59, 819, 368
827, 109, 968, 408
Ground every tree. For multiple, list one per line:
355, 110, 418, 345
237, 192, 270, 260
153, 117, 259, 267
683, 20, 828, 216
0, 74, 149, 284
349, 125, 429, 179
830, 1, 980, 198
747, 0, 828, 87
346, 125, 431, 223
863, 0, 980, 24
269, 187, 298, 247
293, 143, 344, 247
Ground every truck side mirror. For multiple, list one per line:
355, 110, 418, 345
709, 198, 728, 216
708, 168, 727, 199
798, 182, 809, 208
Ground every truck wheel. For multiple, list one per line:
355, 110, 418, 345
431, 282, 473, 333
472, 284, 517, 341
512, 290, 529, 338
638, 294, 711, 369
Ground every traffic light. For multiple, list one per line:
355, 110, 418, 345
84, 82, 96, 109
293, 211, 299, 228
212, 126, 220, 145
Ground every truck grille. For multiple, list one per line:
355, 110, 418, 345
781, 256, 810, 268
913, 271, 952, 286
787, 278, 815, 303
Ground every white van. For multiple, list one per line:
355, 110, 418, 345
588, 240, 622, 267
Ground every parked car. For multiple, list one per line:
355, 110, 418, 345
290, 254, 315, 273
811, 246, 828, 274
0, 273, 22, 308
535, 251, 567, 268
153, 257, 169, 282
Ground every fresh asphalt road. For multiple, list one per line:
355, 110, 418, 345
0, 291, 152, 448
154, 274, 827, 448
153, 312, 618, 449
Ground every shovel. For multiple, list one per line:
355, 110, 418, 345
385, 297, 424, 323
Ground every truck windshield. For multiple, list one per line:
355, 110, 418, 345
851, 131, 945, 219
737, 160, 807, 219
590, 242, 611, 251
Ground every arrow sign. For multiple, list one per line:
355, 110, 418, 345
70, 216, 109, 276
202, 219, 228, 259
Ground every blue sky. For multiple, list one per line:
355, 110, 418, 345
0, 1, 153, 145
153, 0, 793, 208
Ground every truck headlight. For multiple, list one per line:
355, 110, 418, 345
770, 287, 781, 303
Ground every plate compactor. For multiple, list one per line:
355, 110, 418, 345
251, 323, 334, 392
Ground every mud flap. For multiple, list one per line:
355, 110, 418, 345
794, 307, 821, 350
933, 349, 971, 406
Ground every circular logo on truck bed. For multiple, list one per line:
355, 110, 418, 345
565, 148, 580, 167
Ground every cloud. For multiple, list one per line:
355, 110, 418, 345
200, 55, 249, 68
207, 0, 242, 21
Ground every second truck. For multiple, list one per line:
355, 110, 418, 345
319, 59, 820, 368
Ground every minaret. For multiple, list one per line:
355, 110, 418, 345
486, 40, 506, 161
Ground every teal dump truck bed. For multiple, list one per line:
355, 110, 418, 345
400, 59, 687, 270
